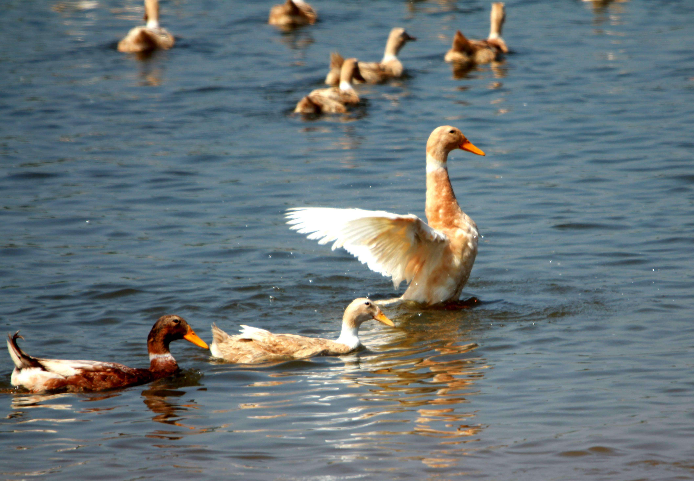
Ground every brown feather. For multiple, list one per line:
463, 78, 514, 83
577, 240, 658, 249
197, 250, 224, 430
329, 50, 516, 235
7, 315, 208, 393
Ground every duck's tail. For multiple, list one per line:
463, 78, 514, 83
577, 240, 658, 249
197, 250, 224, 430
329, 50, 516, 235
329, 52, 344, 69
211, 323, 231, 346
7, 332, 40, 370
295, 95, 320, 114
451, 30, 473, 54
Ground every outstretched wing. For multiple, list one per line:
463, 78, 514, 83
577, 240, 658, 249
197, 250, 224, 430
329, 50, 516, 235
287, 207, 449, 288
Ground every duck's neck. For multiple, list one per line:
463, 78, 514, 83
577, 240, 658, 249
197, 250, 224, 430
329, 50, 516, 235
382, 37, 401, 63
335, 323, 361, 350
489, 5, 504, 39
144, 0, 160, 29
339, 61, 358, 91
425, 151, 462, 228
147, 338, 179, 373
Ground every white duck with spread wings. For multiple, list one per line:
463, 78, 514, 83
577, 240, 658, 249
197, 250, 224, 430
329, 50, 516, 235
287, 126, 486, 306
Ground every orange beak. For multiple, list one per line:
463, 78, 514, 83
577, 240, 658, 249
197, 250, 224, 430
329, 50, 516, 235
460, 139, 486, 156
184, 329, 209, 349
374, 311, 395, 327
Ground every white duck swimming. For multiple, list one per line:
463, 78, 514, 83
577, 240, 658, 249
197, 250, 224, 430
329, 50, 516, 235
210, 298, 393, 363
287, 126, 486, 306
118, 0, 175, 53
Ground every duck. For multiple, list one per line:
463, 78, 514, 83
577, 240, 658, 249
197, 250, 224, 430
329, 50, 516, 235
7, 315, 208, 393
444, 2, 508, 66
287, 126, 486, 306
268, 0, 317, 29
325, 28, 416, 85
118, 0, 175, 53
210, 298, 394, 363
295, 58, 365, 114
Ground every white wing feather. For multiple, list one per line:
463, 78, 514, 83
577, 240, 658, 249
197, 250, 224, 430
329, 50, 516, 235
238, 325, 273, 342
286, 207, 449, 288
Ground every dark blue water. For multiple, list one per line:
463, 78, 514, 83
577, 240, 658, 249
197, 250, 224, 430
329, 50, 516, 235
1, 0, 694, 479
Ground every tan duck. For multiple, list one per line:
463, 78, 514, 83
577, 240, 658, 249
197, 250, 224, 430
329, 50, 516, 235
445, 2, 508, 65
287, 126, 486, 306
295, 58, 365, 114
118, 0, 175, 53
268, 0, 317, 28
325, 28, 416, 85
210, 298, 394, 363
7, 315, 208, 393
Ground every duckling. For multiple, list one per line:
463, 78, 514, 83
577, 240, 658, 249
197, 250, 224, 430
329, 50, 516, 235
210, 298, 394, 363
295, 58, 365, 114
7, 315, 208, 393
287, 126, 486, 306
445, 2, 507, 66
325, 28, 416, 85
118, 0, 175, 53
269, 0, 317, 29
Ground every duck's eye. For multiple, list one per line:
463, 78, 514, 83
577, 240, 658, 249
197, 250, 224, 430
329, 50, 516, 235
173, 318, 181, 325
364, 301, 371, 306
449, 130, 455, 134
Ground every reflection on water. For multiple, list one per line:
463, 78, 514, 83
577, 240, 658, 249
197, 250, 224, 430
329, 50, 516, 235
584, 0, 629, 28
277, 30, 315, 52
142, 388, 204, 437
217, 309, 487, 469
10, 393, 75, 413
142, 372, 208, 438
449, 60, 507, 81
52, 0, 98, 14
135, 57, 166, 85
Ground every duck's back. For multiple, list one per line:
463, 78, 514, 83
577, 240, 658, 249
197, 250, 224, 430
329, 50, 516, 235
210, 324, 350, 363
118, 26, 174, 53
11, 357, 155, 393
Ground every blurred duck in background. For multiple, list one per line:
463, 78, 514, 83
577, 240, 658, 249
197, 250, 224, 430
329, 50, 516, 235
269, 0, 317, 29
445, 2, 507, 66
118, 0, 175, 53
325, 28, 416, 85
295, 58, 365, 114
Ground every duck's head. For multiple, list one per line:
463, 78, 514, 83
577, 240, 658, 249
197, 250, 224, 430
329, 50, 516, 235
147, 314, 209, 352
427, 126, 486, 159
387, 27, 417, 54
343, 298, 394, 329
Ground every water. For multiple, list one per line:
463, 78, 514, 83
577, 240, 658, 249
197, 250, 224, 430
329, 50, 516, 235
1, 0, 694, 478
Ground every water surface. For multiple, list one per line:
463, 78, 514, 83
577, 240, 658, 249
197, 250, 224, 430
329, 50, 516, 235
1, 0, 694, 479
